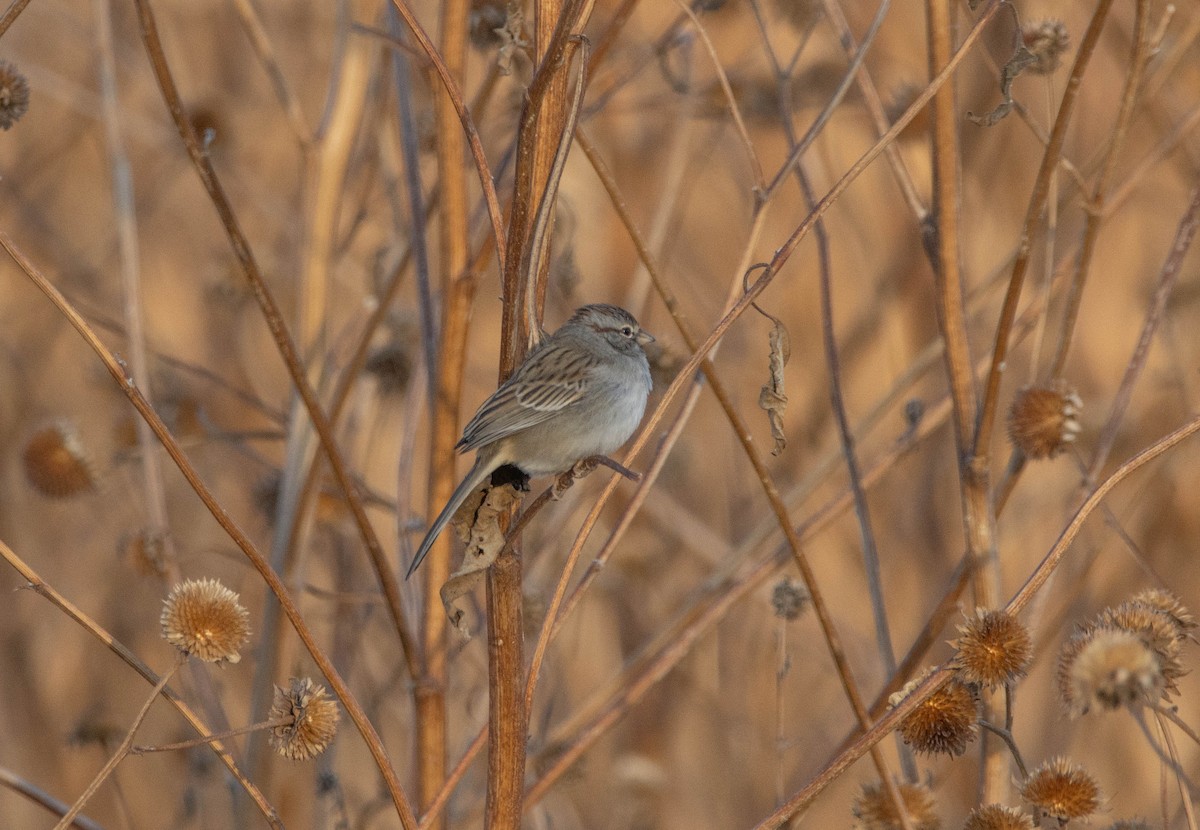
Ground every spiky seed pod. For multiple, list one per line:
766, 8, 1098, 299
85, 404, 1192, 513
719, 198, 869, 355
1129, 588, 1196, 638
852, 781, 941, 830
1096, 603, 1186, 695
1058, 627, 1164, 716
160, 578, 251, 664
771, 579, 809, 621
269, 677, 340, 760
22, 421, 96, 498
1007, 384, 1081, 459
962, 804, 1035, 830
1022, 19, 1071, 75
1021, 757, 1100, 825
0, 60, 30, 130
954, 609, 1033, 688
895, 676, 978, 756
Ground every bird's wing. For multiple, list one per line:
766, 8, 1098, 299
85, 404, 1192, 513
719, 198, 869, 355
456, 345, 595, 452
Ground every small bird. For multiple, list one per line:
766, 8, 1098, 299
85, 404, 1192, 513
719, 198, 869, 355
406, 304, 655, 578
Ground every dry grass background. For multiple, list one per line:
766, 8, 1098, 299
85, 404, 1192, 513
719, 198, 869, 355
1, 0, 1199, 828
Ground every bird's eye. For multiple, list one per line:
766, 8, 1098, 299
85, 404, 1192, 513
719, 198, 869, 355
621, 326, 635, 338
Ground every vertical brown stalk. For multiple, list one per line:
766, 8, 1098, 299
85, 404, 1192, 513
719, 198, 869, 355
926, 0, 1006, 801
486, 2, 588, 824
417, 0, 470, 822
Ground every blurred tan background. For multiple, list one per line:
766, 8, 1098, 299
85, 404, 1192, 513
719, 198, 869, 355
1, 0, 1199, 827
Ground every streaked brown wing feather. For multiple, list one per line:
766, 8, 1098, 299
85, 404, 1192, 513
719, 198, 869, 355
456, 344, 595, 452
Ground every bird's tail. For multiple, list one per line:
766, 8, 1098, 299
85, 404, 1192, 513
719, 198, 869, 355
406, 457, 493, 579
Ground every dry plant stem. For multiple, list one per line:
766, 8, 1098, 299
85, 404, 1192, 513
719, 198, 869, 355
1047, 0, 1150, 378
977, 720, 1028, 778
1156, 706, 1200, 749
925, 0, 1004, 802
243, 18, 378, 808
53, 652, 186, 830
229, 0, 310, 147
93, 0, 178, 583
0, 235, 417, 829
761, 0, 892, 201
0, 0, 30, 38
500, 0, 586, 350
534, 240, 1051, 806
531, 370, 972, 807
458, 2, 999, 812
801, 163, 916, 791
419, 730, 486, 828
585, 0, 639, 71
0, 766, 105, 830
485, 552, 527, 829
524, 133, 920, 815
535, 283, 1050, 807
525, 378, 705, 721
1088, 178, 1200, 480
132, 718, 291, 754
129, 0, 420, 675
387, 0, 505, 268
973, 0, 1117, 460
673, 0, 764, 190
817, 0, 926, 222
758, 411, 1200, 828
520, 38, 589, 349
412, 0, 470, 818
577, 127, 899, 759
1155, 710, 1200, 830
0, 542, 279, 827
485, 2, 588, 822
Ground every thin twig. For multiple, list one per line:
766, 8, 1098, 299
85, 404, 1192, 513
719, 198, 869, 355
0, 233, 417, 829
53, 653, 186, 830
0, 766, 107, 830
129, 0, 420, 680
1088, 178, 1200, 481
973, 0, 1118, 462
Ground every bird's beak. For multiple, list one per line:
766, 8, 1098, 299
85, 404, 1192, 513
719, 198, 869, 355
637, 330, 656, 346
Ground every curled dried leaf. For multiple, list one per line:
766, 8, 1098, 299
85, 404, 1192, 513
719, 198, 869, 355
758, 316, 791, 456
441, 482, 523, 637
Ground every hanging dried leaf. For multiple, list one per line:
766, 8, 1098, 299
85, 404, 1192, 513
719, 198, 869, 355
440, 483, 522, 637
758, 316, 791, 456
969, 4, 1039, 127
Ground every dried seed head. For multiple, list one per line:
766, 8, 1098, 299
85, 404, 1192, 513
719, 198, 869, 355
364, 342, 414, 395
1008, 384, 1081, 459
962, 804, 1035, 830
1058, 627, 1163, 716
1096, 602, 1186, 694
1022, 19, 1071, 75
22, 421, 96, 498
852, 781, 940, 830
0, 60, 30, 130
954, 608, 1033, 688
160, 578, 250, 664
1021, 757, 1100, 825
1129, 588, 1196, 639
895, 676, 978, 757
269, 677, 340, 760
771, 578, 809, 621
